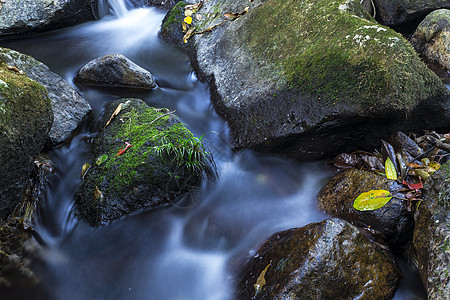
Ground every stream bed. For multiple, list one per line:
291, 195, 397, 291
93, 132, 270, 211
0, 2, 432, 299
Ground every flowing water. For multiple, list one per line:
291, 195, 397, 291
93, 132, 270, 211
0, 1, 430, 299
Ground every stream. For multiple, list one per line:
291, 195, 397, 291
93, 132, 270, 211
0, 1, 432, 299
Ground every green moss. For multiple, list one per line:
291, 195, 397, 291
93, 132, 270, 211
242, 0, 445, 110
92, 99, 212, 197
161, 1, 187, 33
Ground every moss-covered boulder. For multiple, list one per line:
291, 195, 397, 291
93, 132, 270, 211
236, 218, 400, 299
318, 168, 413, 248
411, 9, 450, 72
0, 62, 52, 221
74, 54, 157, 90
0, 48, 91, 145
161, 0, 450, 160
75, 98, 214, 226
413, 163, 450, 299
373, 0, 450, 26
0, 0, 98, 37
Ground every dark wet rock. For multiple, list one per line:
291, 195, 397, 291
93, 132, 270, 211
0, 62, 52, 221
75, 98, 214, 226
318, 168, 413, 248
75, 54, 157, 90
161, 0, 450, 161
373, 0, 450, 26
0, 47, 91, 146
413, 163, 450, 299
411, 9, 450, 72
236, 218, 400, 299
0, 0, 98, 37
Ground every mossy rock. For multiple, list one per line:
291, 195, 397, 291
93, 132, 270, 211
236, 218, 400, 299
411, 9, 450, 71
413, 163, 450, 299
0, 62, 52, 221
75, 98, 215, 226
161, 0, 450, 160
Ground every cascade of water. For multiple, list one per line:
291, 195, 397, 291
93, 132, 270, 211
98, 0, 129, 18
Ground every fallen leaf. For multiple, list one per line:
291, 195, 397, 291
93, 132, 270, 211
385, 157, 397, 180
182, 21, 188, 31
196, 13, 203, 21
104, 103, 123, 129
117, 142, 132, 156
381, 140, 399, 174
414, 169, 430, 181
429, 161, 441, 171
254, 262, 271, 296
81, 163, 90, 179
7, 65, 25, 75
184, 10, 193, 17
94, 186, 103, 202
96, 154, 108, 166
184, 16, 193, 25
402, 180, 423, 192
183, 26, 196, 43
353, 190, 393, 211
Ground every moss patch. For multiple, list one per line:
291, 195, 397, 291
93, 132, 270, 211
242, 0, 445, 111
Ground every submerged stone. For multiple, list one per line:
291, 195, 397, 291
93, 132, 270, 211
75, 54, 157, 90
236, 218, 400, 299
317, 168, 413, 248
75, 98, 214, 226
0, 47, 91, 145
161, 0, 450, 160
414, 163, 450, 299
0, 62, 52, 221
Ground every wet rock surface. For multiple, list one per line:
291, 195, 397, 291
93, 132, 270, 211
0, 0, 98, 37
318, 168, 413, 248
161, 0, 450, 160
0, 62, 52, 221
373, 0, 450, 26
414, 163, 450, 299
236, 218, 400, 299
0, 47, 91, 146
411, 9, 450, 72
75, 54, 157, 90
75, 98, 213, 226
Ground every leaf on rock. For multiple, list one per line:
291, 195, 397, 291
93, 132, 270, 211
7, 65, 25, 75
429, 161, 441, 171
117, 142, 132, 156
381, 140, 399, 174
254, 262, 271, 296
414, 169, 430, 181
402, 180, 423, 191
81, 163, 90, 179
184, 16, 193, 25
96, 154, 108, 166
104, 103, 123, 129
385, 157, 397, 180
183, 26, 196, 43
353, 190, 393, 211
184, 10, 193, 17
94, 186, 104, 202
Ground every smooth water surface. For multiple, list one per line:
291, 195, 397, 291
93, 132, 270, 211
0, 2, 429, 299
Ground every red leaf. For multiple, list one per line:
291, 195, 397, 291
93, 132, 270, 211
402, 180, 423, 191
117, 142, 132, 156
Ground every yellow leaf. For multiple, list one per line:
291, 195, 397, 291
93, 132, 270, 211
81, 163, 90, 179
182, 21, 187, 31
353, 190, 393, 211
385, 157, 397, 180
182, 27, 196, 43
414, 169, 430, 181
104, 103, 123, 129
184, 16, 193, 25
94, 186, 104, 202
254, 262, 271, 296
429, 161, 441, 171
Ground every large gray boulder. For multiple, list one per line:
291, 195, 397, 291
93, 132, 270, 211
75, 98, 215, 226
75, 54, 157, 90
373, 0, 450, 26
411, 9, 450, 72
0, 0, 98, 36
161, 0, 450, 160
414, 163, 450, 299
236, 218, 400, 299
0, 48, 91, 146
0, 62, 52, 221
318, 168, 413, 248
